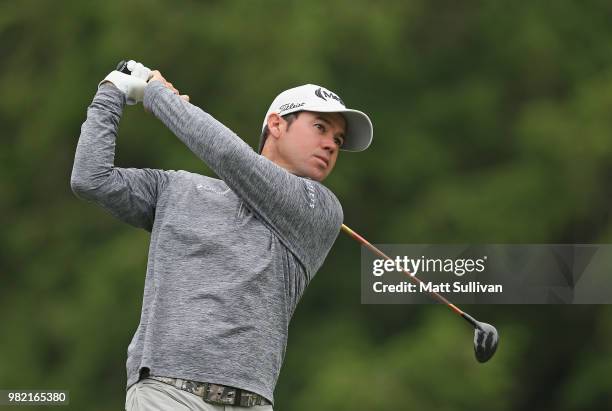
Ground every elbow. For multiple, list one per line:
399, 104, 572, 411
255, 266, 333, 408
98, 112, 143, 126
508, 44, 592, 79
70, 168, 113, 200
70, 164, 113, 200
70, 175, 90, 198
70, 170, 100, 199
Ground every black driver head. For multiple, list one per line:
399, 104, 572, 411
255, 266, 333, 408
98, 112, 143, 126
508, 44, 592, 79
474, 322, 499, 363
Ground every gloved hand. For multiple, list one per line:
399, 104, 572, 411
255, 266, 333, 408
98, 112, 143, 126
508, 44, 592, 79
99, 60, 152, 105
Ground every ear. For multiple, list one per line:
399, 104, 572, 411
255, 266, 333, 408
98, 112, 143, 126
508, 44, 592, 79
266, 113, 284, 140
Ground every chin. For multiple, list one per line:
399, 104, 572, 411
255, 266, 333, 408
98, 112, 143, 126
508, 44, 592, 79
310, 170, 328, 182
297, 164, 329, 181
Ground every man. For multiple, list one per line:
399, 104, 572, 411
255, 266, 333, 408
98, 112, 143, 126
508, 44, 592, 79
70, 61, 373, 410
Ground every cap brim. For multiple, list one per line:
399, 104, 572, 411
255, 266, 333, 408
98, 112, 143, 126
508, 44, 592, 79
304, 106, 373, 152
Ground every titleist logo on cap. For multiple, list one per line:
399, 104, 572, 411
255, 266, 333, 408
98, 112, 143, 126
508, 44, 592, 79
279, 102, 305, 112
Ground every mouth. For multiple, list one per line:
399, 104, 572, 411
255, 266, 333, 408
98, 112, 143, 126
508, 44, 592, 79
313, 155, 329, 168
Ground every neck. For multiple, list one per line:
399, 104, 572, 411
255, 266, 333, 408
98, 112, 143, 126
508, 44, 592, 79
261, 144, 309, 178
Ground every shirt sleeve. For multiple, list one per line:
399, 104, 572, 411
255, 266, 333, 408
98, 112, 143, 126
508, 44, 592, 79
70, 83, 169, 232
143, 81, 343, 274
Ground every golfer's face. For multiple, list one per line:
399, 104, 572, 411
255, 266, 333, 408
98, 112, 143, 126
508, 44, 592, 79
280, 112, 346, 181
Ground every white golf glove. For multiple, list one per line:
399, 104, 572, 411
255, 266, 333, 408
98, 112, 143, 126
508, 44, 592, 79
99, 60, 152, 105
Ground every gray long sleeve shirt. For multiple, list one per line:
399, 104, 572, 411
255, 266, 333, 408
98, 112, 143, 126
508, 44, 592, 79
70, 81, 343, 404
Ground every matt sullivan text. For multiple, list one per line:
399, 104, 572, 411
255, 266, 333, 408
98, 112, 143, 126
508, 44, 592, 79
373, 281, 503, 293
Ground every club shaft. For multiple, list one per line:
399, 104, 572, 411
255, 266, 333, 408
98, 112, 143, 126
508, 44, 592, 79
341, 224, 476, 325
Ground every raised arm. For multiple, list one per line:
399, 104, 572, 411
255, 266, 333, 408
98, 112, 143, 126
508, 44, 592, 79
143, 79, 343, 273
70, 83, 169, 232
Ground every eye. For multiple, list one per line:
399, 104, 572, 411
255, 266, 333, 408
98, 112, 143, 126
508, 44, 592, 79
334, 137, 344, 147
315, 123, 326, 132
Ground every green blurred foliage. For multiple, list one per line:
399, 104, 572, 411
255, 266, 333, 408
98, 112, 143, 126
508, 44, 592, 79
2, 0, 612, 409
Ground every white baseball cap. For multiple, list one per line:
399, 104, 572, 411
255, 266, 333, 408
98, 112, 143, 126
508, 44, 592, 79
259, 84, 373, 153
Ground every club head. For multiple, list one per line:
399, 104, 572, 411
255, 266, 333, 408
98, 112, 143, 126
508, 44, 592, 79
474, 322, 499, 363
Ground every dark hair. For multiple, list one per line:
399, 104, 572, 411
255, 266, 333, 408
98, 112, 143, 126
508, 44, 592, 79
258, 111, 301, 153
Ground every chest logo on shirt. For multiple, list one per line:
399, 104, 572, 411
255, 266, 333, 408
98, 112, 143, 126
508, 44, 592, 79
195, 183, 231, 195
305, 181, 316, 209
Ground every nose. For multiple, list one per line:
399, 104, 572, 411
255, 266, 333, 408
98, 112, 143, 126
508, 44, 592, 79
321, 134, 337, 154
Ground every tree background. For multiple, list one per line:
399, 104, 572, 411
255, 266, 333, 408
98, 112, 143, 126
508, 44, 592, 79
2, 1, 612, 409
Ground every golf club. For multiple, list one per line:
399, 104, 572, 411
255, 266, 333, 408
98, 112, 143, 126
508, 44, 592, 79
341, 224, 499, 363
117, 60, 130, 74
